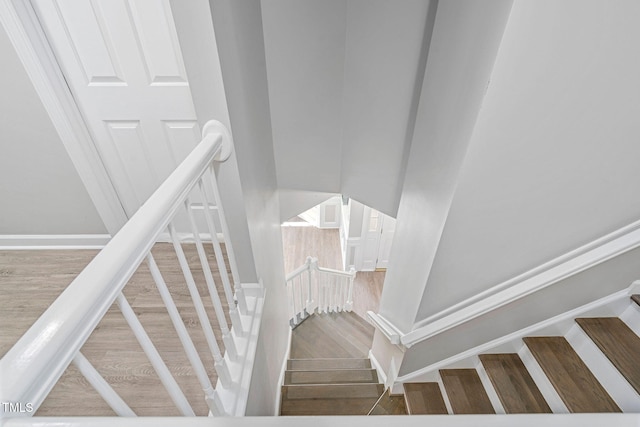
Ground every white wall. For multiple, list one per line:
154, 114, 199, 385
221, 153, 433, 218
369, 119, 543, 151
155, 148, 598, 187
261, 0, 434, 217
377, 0, 514, 333
262, 0, 346, 194
278, 189, 337, 223
0, 23, 106, 234
208, 0, 290, 415
416, 0, 640, 320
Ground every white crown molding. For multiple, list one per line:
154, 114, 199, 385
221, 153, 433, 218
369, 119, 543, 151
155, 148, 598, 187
0, 234, 111, 250
0, 0, 128, 234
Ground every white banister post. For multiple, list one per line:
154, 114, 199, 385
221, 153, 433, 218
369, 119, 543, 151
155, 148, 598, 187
196, 182, 245, 336
206, 164, 246, 315
116, 293, 195, 416
346, 267, 355, 311
72, 351, 136, 417
306, 257, 314, 313
169, 223, 238, 361
145, 252, 226, 415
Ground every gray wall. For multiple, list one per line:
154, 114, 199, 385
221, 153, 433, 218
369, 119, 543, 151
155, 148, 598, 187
416, 0, 640, 320
0, 24, 106, 234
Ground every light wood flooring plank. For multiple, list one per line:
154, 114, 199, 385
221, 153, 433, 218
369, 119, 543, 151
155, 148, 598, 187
1, 243, 233, 416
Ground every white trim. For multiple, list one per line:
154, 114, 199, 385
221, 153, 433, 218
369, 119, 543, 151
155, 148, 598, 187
368, 349, 387, 388
403, 219, 640, 347
0, 234, 111, 250
4, 415, 640, 427
395, 285, 634, 383
156, 232, 225, 243
275, 326, 293, 416
367, 311, 403, 346
0, 0, 128, 234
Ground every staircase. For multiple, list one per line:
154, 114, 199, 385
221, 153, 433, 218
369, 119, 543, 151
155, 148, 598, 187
280, 311, 384, 415
281, 295, 640, 417
392, 294, 640, 415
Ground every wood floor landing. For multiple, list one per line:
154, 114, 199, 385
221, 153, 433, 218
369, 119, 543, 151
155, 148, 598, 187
1, 243, 232, 416
290, 311, 374, 359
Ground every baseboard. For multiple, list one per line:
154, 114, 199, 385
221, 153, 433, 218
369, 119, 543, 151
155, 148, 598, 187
0, 234, 111, 250
274, 326, 293, 416
368, 349, 388, 388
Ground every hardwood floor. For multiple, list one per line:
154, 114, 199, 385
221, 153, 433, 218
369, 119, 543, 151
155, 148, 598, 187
281, 225, 384, 320
0, 243, 232, 416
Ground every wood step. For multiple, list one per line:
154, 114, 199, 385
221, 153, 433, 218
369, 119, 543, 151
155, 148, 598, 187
368, 390, 407, 415
284, 369, 378, 385
280, 383, 384, 416
523, 336, 621, 413
440, 369, 495, 414
479, 353, 551, 413
287, 358, 371, 371
632, 294, 640, 307
576, 317, 640, 395
403, 382, 448, 414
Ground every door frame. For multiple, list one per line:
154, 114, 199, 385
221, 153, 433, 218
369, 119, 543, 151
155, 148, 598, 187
1, 0, 128, 234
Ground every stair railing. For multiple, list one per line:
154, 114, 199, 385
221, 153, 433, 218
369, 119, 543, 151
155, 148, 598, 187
0, 121, 264, 420
285, 256, 356, 327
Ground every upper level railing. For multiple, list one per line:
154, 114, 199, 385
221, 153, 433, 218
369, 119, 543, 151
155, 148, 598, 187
286, 257, 356, 327
0, 121, 264, 420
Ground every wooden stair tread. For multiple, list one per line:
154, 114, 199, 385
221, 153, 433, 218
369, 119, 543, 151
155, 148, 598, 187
479, 353, 551, 413
403, 382, 448, 414
631, 294, 640, 307
287, 358, 371, 371
282, 383, 384, 399
280, 383, 384, 415
576, 317, 640, 395
284, 369, 378, 385
523, 336, 621, 412
280, 397, 381, 415
440, 369, 495, 414
369, 390, 407, 415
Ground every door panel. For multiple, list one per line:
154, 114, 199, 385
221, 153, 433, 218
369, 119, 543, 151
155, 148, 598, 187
33, 0, 199, 217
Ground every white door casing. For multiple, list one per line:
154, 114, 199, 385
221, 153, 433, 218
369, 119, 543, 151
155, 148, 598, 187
32, 0, 201, 217
376, 213, 396, 269
360, 205, 396, 271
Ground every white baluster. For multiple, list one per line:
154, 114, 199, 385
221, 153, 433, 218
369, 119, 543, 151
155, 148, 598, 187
206, 166, 246, 314
72, 351, 136, 416
196, 182, 244, 336
116, 293, 194, 415
345, 267, 355, 311
169, 223, 238, 362
146, 252, 228, 413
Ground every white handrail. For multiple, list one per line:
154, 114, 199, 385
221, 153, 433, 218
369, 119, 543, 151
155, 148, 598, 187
286, 257, 356, 326
0, 121, 261, 419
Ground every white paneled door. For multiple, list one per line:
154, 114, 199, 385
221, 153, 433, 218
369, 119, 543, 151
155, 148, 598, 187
33, 0, 200, 217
